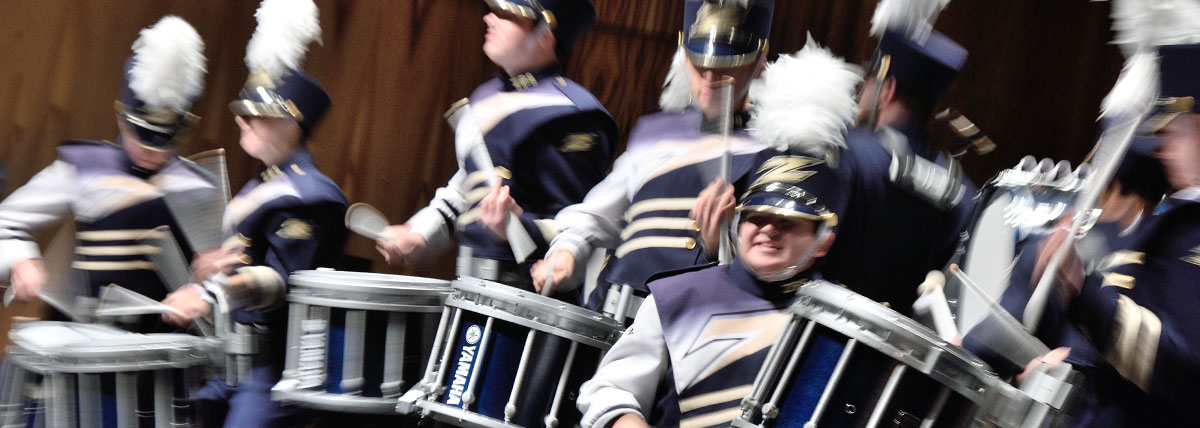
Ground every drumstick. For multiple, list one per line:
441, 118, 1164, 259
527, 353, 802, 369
345, 203, 393, 242
716, 76, 734, 266
95, 284, 187, 317
912, 270, 959, 341
949, 264, 1050, 367
540, 256, 557, 296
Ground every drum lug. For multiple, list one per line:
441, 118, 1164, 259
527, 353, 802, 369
761, 403, 780, 419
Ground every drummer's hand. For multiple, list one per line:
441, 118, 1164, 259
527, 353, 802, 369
531, 250, 576, 294
690, 179, 735, 260
10, 258, 47, 303
1031, 221, 1085, 306
190, 246, 240, 282
612, 413, 652, 428
480, 178, 523, 242
162, 285, 213, 327
376, 224, 427, 266
1017, 347, 1071, 384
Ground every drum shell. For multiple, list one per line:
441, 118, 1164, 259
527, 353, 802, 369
417, 277, 621, 428
274, 270, 453, 414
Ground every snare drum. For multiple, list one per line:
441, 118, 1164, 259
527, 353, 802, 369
399, 276, 622, 428
0, 321, 215, 428
734, 281, 1003, 428
271, 270, 453, 414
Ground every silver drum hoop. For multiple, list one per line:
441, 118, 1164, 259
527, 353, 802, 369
449, 277, 621, 348
791, 282, 997, 403
7, 321, 216, 374
288, 270, 454, 312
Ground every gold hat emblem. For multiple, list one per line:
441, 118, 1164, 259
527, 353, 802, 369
689, 2, 749, 39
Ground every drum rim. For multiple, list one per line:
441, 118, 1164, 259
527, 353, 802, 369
291, 269, 452, 286
290, 271, 454, 294
7, 321, 217, 372
271, 383, 402, 415
446, 297, 617, 349
450, 276, 621, 343
791, 281, 997, 401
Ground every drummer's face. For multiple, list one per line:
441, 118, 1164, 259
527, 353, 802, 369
737, 212, 819, 275
235, 115, 302, 165
1157, 114, 1200, 191
687, 59, 760, 119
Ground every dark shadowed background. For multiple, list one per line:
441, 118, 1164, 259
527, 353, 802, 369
0, 1, 1123, 333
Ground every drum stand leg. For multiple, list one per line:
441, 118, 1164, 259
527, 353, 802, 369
283, 303, 307, 380
154, 371, 172, 428
504, 330, 540, 423
611, 286, 634, 328
742, 319, 807, 422
805, 339, 858, 427
919, 387, 951, 428
341, 310, 367, 395
381, 312, 408, 397
47, 374, 75, 428
234, 323, 255, 388
76, 374, 100, 428
461, 318, 495, 408
430, 309, 464, 394
863, 365, 907, 428
543, 341, 579, 428
116, 372, 136, 428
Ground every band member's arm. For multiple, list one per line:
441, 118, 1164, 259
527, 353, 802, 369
406, 169, 470, 248
257, 204, 346, 283
0, 161, 76, 278
1068, 220, 1200, 405
578, 296, 668, 428
547, 149, 639, 266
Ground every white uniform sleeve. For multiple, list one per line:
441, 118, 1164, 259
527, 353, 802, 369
406, 168, 470, 247
549, 151, 639, 268
0, 161, 76, 279
578, 295, 668, 428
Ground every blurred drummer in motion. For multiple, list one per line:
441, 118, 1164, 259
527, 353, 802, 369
526, 0, 793, 315
376, 0, 617, 302
1024, 41, 1200, 427
160, 1, 347, 426
821, 0, 975, 313
576, 157, 846, 428
0, 16, 216, 332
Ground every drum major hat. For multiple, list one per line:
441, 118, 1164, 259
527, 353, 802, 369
681, 0, 774, 69
482, 0, 598, 53
866, 0, 965, 102
736, 157, 842, 230
229, 0, 330, 136
115, 16, 207, 152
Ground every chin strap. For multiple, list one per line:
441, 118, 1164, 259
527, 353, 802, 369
736, 219, 832, 283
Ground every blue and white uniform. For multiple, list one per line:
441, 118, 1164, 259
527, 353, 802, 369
0, 139, 218, 322
406, 65, 616, 293
578, 262, 815, 428
549, 110, 773, 306
195, 148, 347, 428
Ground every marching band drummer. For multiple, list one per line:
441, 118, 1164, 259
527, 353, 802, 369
820, 0, 975, 313
576, 150, 846, 428
0, 16, 216, 332
1026, 43, 1200, 427
376, 0, 617, 302
524, 0, 780, 313
161, 1, 347, 427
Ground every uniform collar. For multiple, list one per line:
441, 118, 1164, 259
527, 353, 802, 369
729, 258, 815, 302
260, 148, 315, 182
502, 63, 565, 92
1171, 184, 1200, 203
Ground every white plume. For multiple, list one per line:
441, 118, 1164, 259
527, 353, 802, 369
1100, 51, 1159, 120
870, 0, 951, 40
659, 46, 692, 112
1109, 0, 1200, 57
245, 0, 322, 75
749, 35, 863, 155
128, 16, 206, 112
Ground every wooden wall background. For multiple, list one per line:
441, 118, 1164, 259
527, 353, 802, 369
0, 1, 1122, 333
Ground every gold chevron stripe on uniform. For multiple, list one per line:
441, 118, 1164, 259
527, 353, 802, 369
75, 245, 161, 256
1101, 273, 1135, 290
625, 198, 697, 222
1107, 295, 1161, 392
679, 407, 742, 428
71, 260, 155, 271
616, 236, 695, 258
457, 208, 481, 228
620, 217, 699, 240
463, 170, 493, 192
679, 384, 753, 413
465, 187, 492, 205
76, 229, 163, 241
